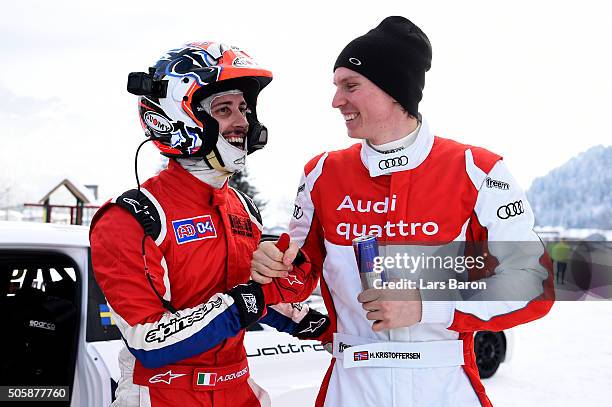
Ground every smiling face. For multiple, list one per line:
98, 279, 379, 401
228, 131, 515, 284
209, 93, 250, 150
332, 67, 416, 145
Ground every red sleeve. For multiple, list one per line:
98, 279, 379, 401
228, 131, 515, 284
90, 206, 247, 368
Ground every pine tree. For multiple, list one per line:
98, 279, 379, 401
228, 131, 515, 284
229, 168, 266, 209
527, 145, 612, 229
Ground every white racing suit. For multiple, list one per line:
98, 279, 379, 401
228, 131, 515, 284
282, 119, 554, 406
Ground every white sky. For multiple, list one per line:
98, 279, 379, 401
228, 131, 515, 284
1, 0, 611, 226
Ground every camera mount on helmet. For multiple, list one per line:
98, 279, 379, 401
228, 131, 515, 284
127, 68, 168, 98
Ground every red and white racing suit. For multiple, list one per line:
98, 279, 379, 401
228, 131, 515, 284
90, 159, 313, 407
281, 119, 554, 406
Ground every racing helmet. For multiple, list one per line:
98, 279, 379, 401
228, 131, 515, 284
127, 41, 272, 158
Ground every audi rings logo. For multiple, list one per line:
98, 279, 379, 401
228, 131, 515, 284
497, 200, 524, 219
378, 156, 409, 170
348, 57, 362, 66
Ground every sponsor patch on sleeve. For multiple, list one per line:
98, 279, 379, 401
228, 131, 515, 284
172, 215, 217, 244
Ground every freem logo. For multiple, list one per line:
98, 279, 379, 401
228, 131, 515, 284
172, 215, 217, 245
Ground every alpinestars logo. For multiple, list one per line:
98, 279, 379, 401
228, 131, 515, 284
149, 370, 186, 384
122, 198, 147, 214
241, 293, 258, 314
122, 198, 156, 223
145, 298, 224, 343
284, 274, 304, 286
298, 318, 327, 334
497, 200, 524, 219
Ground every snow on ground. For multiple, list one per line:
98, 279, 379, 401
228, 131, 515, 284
262, 302, 612, 407
485, 301, 612, 406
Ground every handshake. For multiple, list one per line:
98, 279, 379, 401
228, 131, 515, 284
226, 233, 329, 340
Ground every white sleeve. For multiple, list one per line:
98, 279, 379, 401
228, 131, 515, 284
422, 158, 553, 330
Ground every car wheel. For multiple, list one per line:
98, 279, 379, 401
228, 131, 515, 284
474, 331, 506, 379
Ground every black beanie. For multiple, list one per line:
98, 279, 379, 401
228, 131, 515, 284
334, 16, 432, 117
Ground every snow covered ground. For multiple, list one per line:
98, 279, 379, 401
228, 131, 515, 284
485, 301, 612, 406
262, 302, 611, 407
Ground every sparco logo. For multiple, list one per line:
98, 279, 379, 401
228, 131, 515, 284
143, 112, 173, 134
29, 320, 55, 331
378, 156, 408, 170
485, 177, 509, 190
497, 200, 524, 219
145, 298, 223, 343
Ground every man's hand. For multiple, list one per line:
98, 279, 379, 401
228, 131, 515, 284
251, 240, 301, 284
357, 287, 422, 332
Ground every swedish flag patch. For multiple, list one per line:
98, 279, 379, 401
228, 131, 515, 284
99, 304, 116, 326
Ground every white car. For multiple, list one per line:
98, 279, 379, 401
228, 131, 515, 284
0, 221, 511, 406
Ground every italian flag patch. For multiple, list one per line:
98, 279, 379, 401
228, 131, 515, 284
196, 372, 217, 386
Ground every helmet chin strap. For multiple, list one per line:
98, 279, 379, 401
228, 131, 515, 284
207, 135, 247, 173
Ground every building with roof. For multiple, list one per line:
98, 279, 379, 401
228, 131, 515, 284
24, 178, 100, 225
